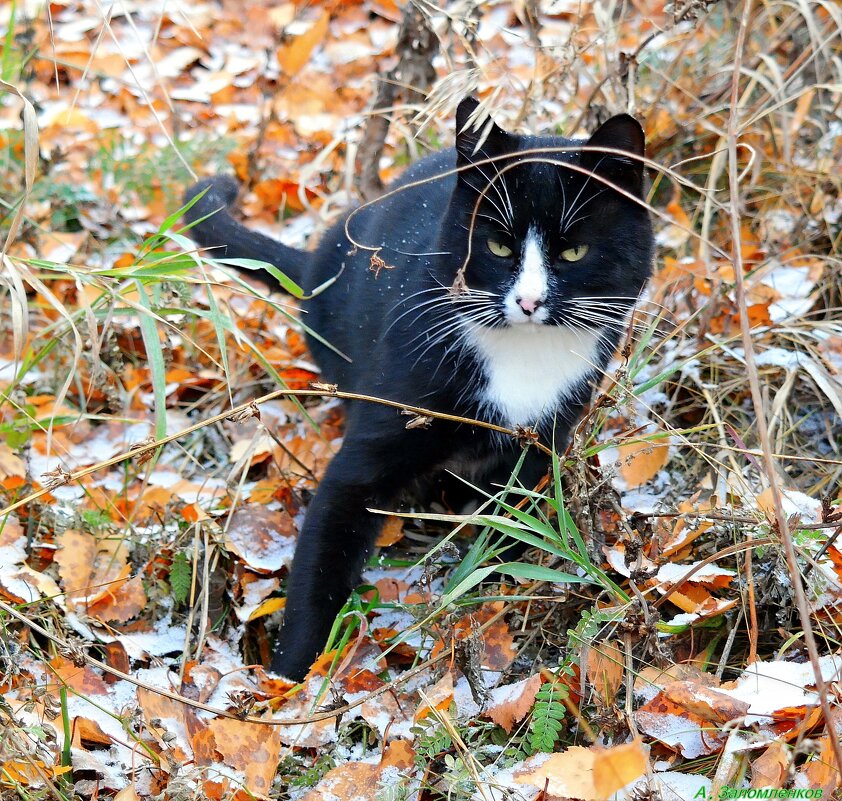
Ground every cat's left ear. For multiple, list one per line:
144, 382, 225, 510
580, 114, 646, 196
455, 96, 510, 169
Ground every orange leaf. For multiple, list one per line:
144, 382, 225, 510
208, 717, 283, 797
182, 502, 210, 523
586, 640, 624, 706
50, 656, 109, 696
592, 739, 648, 797
375, 515, 405, 547
485, 674, 542, 733
618, 438, 670, 487
416, 671, 454, 721
379, 738, 415, 770
88, 574, 147, 624
661, 680, 749, 724
276, 12, 330, 77
248, 596, 286, 620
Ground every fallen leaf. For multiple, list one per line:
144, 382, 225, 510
49, 656, 109, 696
375, 515, 405, 546
661, 680, 750, 724
484, 673, 542, 733
515, 741, 647, 800
592, 739, 649, 797
277, 12, 330, 77
587, 640, 624, 707
416, 671, 454, 721
224, 505, 297, 573
208, 717, 283, 797
299, 739, 416, 801
618, 438, 670, 487
751, 740, 789, 788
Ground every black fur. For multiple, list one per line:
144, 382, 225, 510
184, 97, 654, 680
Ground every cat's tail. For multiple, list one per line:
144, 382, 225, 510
183, 175, 310, 290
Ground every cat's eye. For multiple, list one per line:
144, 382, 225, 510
560, 244, 589, 262
487, 239, 513, 258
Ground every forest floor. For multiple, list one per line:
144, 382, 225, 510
0, 1, 841, 799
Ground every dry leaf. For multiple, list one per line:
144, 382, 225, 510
751, 741, 789, 788
515, 741, 647, 800
592, 739, 649, 797
587, 640, 624, 707
49, 656, 109, 696
485, 674, 542, 733
618, 438, 670, 487
55, 529, 97, 600
208, 717, 282, 797
661, 680, 750, 724
277, 12, 330, 77
375, 515, 405, 546
299, 739, 415, 801
224, 505, 297, 573
416, 671, 454, 721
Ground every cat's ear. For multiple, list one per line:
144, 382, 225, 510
455, 96, 509, 168
580, 114, 646, 196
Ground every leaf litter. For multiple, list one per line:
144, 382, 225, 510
0, 0, 841, 799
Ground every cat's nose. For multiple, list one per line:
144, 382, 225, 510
517, 297, 544, 315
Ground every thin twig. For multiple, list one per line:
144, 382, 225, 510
0, 386, 553, 520
0, 583, 546, 727
726, 0, 842, 779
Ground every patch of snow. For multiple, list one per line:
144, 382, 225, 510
116, 613, 187, 660
655, 561, 735, 587
664, 611, 700, 627
719, 655, 842, 724
453, 674, 483, 719
635, 710, 710, 758
625, 770, 713, 801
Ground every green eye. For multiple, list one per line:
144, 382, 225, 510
487, 239, 513, 258
560, 244, 589, 262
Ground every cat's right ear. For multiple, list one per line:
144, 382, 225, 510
580, 114, 646, 196
455, 97, 509, 168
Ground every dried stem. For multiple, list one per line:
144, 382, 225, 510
726, 0, 842, 777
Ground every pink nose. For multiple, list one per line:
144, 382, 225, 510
517, 297, 544, 315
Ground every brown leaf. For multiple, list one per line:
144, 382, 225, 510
224, 505, 297, 573
276, 12, 330, 77
636, 690, 724, 758
751, 741, 789, 788
618, 438, 670, 488
299, 739, 416, 801
586, 640, 624, 707
485, 674, 542, 733
375, 515, 405, 547
55, 530, 97, 600
208, 717, 282, 797
50, 656, 109, 696
661, 680, 750, 724
72, 717, 113, 749
592, 739, 649, 798
88, 574, 147, 624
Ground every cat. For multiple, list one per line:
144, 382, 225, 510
184, 97, 654, 681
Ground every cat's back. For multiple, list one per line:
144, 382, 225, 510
302, 149, 459, 386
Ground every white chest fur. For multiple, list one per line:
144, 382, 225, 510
469, 325, 602, 426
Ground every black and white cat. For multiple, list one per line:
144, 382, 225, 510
184, 97, 654, 680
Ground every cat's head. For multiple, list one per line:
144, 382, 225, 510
445, 97, 654, 336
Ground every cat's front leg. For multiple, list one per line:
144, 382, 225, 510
270, 430, 438, 681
